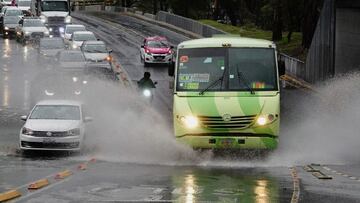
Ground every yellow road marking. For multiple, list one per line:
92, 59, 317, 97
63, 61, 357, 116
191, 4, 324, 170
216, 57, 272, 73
0, 189, 21, 202
28, 179, 49, 190
55, 170, 73, 179
290, 167, 300, 203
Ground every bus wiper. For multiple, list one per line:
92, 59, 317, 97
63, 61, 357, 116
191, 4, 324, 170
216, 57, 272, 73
236, 67, 255, 94
199, 75, 224, 95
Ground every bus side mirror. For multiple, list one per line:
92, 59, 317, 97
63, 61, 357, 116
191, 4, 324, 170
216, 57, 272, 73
168, 62, 175, 77
278, 60, 285, 76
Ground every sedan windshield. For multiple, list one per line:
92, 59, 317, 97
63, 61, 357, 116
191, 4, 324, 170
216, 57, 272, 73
23, 20, 44, 27
40, 39, 64, 49
59, 52, 85, 62
4, 17, 20, 24
177, 48, 277, 92
66, 26, 86, 34
147, 40, 169, 48
41, 1, 68, 12
18, 1, 31, 6
73, 33, 96, 41
30, 105, 80, 120
82, 44, 107, 53
5, 9, 22, 16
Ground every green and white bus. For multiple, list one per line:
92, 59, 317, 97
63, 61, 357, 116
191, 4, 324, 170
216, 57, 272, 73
168, 36, 284, 150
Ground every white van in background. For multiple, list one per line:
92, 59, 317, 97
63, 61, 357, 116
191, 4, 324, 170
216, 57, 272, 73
30, 0, 71, 36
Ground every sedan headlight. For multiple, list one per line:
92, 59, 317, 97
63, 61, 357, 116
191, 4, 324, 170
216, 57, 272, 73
4, 26, 9, 30
72, 44, 78, 49
22, 127, 34, 135
44, 31, 50, 35
65, 16, 72, 23
180, 116, 199, 129
40, 15, 47, 23
24, 31, 30, 35
256, 114, 276, 126
68, 128, 80, 136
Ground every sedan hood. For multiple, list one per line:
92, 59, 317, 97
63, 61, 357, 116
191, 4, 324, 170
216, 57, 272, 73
23, 27, 48, 33
40, 48, 64, 57
147, 47, 170, 54
24, 119, 80, 132
83, 53, 108, 61
3, 16, 21, 24
59, 62, 87, 69
41, 11, 68, 18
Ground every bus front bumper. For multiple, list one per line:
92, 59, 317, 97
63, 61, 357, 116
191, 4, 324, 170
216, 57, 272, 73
176, 135, 278, 150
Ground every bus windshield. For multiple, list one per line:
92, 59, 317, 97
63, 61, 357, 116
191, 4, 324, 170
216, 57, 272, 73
176, 47, 277, 92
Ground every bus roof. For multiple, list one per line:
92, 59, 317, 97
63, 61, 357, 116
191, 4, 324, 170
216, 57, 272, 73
178, 36, 276, 49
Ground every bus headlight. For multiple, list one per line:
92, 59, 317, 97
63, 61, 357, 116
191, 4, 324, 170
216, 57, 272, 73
180, 116, 199, 128
256, 114, 276, 126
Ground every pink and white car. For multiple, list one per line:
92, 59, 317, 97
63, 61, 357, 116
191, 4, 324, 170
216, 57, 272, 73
140, 36, 174, 67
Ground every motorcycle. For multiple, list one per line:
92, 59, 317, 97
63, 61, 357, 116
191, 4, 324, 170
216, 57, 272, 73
138, 81, 157, 103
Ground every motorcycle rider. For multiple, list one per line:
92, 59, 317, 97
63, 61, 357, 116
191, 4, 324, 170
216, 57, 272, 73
137, 72, 156, 89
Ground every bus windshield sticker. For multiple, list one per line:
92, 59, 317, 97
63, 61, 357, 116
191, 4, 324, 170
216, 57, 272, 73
180, 55, 189, 63
185, 83, 199, 89
179, 73, 210, 83
251, 82, 266, 89
203, 57, 212, 63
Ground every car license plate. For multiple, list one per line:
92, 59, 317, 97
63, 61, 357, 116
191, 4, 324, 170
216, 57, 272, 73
220, 138, 235, 147
43, 138, 56, 143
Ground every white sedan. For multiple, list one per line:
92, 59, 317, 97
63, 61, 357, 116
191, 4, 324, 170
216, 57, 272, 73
19, 100, 92, 151
69, 31, 97, 50
62, 24, 86, 45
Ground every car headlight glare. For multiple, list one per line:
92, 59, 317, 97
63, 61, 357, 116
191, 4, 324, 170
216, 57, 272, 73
4, 26, 9, 30
105, 56, 111, 61
65, 16, 71, 23
256, 114, 276, 126
25, 31, 30, 35
72, 44, 78, 49
143, 89, 151, 97
44, 31, 49, 35
22, 127, 34, 135
180, 116, 199, 128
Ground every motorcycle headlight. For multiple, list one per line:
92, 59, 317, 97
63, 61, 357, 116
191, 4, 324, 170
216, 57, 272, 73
68, 128, 80, 136
22, 127, 34, 135
256, 114, 276, 126
65, 16, 71, 23
105, 56, 111, 62
180, 116, 199, 129
143, 89, 151, 97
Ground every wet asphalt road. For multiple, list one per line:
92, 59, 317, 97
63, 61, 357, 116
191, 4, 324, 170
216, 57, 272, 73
0, 11, 360, 202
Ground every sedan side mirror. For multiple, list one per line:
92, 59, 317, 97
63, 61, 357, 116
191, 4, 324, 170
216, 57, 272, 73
84, 116, 93, 122
170, 45, 174, 49
141, 45, 144, 48
20, 115, 27, 121
154, 81, 158, 85
108, 49, 113, 53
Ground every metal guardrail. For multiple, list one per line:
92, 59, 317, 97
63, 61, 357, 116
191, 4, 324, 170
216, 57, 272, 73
280, 53, 306, 81
156, 11, 226, 37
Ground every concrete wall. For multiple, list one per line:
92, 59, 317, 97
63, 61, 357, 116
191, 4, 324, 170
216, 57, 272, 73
335, 8, 360, 74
